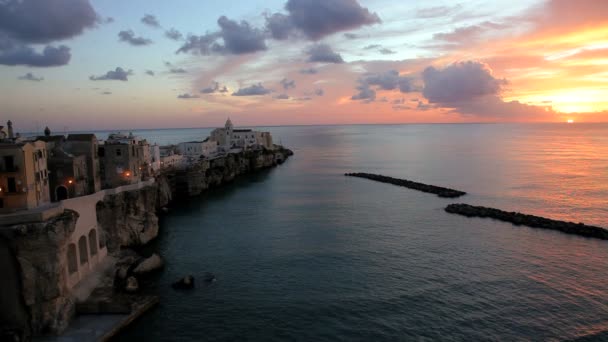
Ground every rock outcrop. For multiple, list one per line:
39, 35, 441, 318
165, 147, 293, 198
133, 254, 164, 275
445, 203, 608, 240
0, 210, 80, 338
345, 172, 466, 198
96, 184, 169, 253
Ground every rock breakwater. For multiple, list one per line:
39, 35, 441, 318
345, 173, 466, 198
445, 203, 608, 240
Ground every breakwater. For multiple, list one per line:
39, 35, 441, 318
345, 173, 466, 198
445, 204, 608, 240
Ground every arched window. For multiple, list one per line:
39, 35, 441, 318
78, 236, 88, 265
89, 229, 98, 256
67, 243, 78, 274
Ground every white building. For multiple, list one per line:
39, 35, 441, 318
177, 139, 218, 159
160, 154, 185, 169
150, 144, 161, 172
210, 118, 274, 152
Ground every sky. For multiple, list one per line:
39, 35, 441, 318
1, 0, 607, 131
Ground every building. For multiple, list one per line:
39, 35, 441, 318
65, 134, 102, 193
46, 148, 88, 202
210, 118, 274, 151
177, 139, 218, 159
0, 140, 50, 212
150, 144, 161, 172
99, 132, 151, 188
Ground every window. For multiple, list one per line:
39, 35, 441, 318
7, 177, 16, 193
116, 149, 122, 156
3, 156, 14, 171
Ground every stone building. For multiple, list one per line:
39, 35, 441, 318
177, 139, 218, 159
210, 118, 274, 152
99, 132, 151, 188
0, 140, 50, 212
46, 148, 88, 202
65, 134, 101, 193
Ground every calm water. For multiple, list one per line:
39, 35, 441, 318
114, 124, 608, 341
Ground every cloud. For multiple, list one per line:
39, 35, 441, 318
145, 70, 155, 76
274, 93, 290, 100
422, 61, 506, 104
104, 17, 114, 24
169, 68, 187, 74
141, 14, 160, 28
280, 78, 296, 90
268, 0, 381, 41
177, 16, 266, 55
165, 28, 182, 41
101, 91, 111, 95
364, 44, 381, 50
379, 48, 396, 55
200, 81, 229, 94
89, 67, 133, 81
265, 13, 294, 40
18, 72, 43, 81
177, 93, 200, 99
0, 43, 71, 67
232, 83, 271, 96
351, 84, 376, 101
0, 0, 97, 44
306, 44, 344, 63
315, 88, 324, 96
300, 67, 318, 74
344, 33, 360, 39
118, 30, 152, 46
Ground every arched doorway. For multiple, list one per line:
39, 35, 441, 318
78, 236, 88, 265
56, 186, 68, 201
88, 230, 98, 256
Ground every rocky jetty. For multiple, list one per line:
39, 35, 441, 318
445, 204, 608, 240
345, 172, 466, 198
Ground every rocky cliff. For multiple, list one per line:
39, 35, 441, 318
0, 210, 79, 340
166, 147, 293, 197
96, 184, 170, 254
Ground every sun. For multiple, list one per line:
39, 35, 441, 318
567, 119, 574, 123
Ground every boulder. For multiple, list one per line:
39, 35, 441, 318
125, 277, 139, 293
172, 275, 195, 290
133, 254, 164, 275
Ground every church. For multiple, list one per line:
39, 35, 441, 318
210, 118, 274, 152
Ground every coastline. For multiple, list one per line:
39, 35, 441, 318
1, 146, 293, 341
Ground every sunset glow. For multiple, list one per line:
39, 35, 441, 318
0, 0, 607, 130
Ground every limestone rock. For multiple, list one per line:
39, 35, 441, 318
172, 275, 195, 290
133, 253, 164, 275
125, 277, 139, 293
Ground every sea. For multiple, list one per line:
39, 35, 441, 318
95, 123, 608, 341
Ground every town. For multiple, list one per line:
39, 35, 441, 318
0, 118, 274, 211
0, 118, 290, 341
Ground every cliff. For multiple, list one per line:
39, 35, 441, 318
166, 147, 293, 197
96, 184, 169, 254
0, 210, 79, 340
